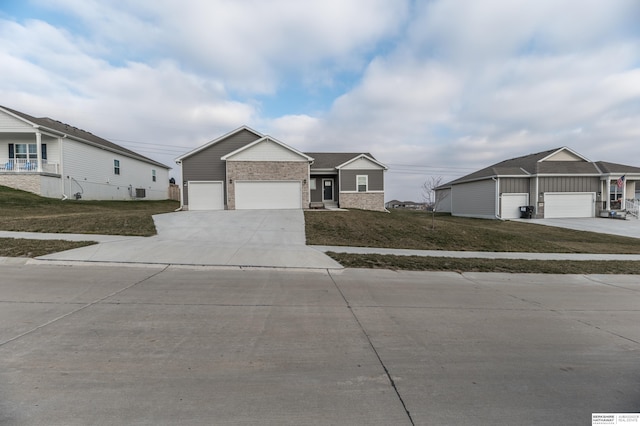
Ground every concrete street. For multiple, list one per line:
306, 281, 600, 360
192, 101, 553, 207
1, 262, 638, 425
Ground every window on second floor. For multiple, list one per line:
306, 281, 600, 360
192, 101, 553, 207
152, 169, 156, 182
114, 159, 120, 175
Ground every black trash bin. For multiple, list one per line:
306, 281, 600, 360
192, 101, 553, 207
519, 205, 533, 219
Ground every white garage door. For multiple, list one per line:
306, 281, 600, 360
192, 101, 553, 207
188, 181, 224, 210
544, 192, 594, 218
235, 181, 301, 210
501, 193, 529, 219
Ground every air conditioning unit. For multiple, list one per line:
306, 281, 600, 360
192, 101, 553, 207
135, 188, 146, 198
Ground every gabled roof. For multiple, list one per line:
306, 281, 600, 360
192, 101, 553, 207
443, 147, 601, 186
0, 105, 170, 169
175, 125, 263, 162
221, 136, 314, 161
305, 152, 387, 170
305, 152, 369, 169
336, 153, 388, 170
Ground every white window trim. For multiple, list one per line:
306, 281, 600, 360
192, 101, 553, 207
114, 159, 120, 175
309, 178, 316, 190
357, 175, 368, 192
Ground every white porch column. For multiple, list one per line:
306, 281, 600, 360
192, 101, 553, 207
605, 179, 610, 211
35, 131, 42, 172
621, 178, 626, 210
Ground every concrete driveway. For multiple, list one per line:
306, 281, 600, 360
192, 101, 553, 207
513, 217, 640, 239
38, 210, 342, 269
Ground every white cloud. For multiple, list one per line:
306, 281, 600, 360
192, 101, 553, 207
1, 0, 639, 200
33, 0, 410, 93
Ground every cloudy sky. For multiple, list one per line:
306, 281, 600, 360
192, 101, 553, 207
1, 0, 639, 201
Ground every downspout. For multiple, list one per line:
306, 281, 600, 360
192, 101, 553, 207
59, 134, 68, 200
534, 175, 539, 218
175, 160, 184, 210
493, 177, 501, 219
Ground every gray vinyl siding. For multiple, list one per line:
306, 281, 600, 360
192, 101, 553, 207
309, 174, 337, 203
451, 179, 497, 218
538, 176, 600, 193
499, 178, 530, 194
340, 169, 384, 191
436, 188, 452, 212
181, 129, 261, 205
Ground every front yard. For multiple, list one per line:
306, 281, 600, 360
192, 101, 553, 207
305, 209, 640, 273
304, 209, 640, 254
2, 185, 639, 273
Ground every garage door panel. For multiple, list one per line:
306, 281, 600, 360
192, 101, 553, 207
236, 181, 301, 210
544, 193, 594, 218
501, 193, 529, 219
189, 181, 224, 210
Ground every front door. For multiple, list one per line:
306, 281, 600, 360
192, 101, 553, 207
323, 179, 334, 201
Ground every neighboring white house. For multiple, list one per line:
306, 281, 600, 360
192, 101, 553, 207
0, 105, 171, 200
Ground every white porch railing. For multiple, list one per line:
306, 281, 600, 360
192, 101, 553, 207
626, 199, 639, 219
0, 159, 60, 174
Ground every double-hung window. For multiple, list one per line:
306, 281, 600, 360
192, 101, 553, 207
114, 159, 120, 175
152, 169, 156, 182
357, 175, 368, 192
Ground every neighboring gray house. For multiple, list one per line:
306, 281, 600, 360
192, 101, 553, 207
436, 147, 640, 219
0, 105, 171, 200
175, 126, 387, 211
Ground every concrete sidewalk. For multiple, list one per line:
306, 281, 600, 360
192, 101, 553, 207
3, 210, 640, 266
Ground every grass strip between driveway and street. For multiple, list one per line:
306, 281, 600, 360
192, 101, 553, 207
327, 252, 640, 274
0, 238, 96, 258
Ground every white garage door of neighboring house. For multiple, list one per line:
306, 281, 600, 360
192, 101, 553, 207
188, 181, 224, 211
235, 181, 302, 210
544, 192, 595, 218
501, 193, 529, 219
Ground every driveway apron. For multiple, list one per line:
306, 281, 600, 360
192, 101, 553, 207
37, 210, 342, 269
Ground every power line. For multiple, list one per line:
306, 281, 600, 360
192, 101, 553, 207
386, 162, 477, 171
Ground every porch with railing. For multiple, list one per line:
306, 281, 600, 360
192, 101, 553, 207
626, 199, 639, 219
0, 158, 60, 174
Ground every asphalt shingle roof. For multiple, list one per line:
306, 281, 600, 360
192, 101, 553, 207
1, 106, 169, 169
595, 161, 640, 174
442, 147, 613, 187
305, 152, 374, 169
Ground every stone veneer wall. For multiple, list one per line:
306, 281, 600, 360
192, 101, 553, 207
226, 161, 309, 209
339, 192, 386, 212
0, 174, 41, 195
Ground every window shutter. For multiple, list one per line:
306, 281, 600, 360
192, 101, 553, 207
8, 143, 14, 159
41, 144, 47, 160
